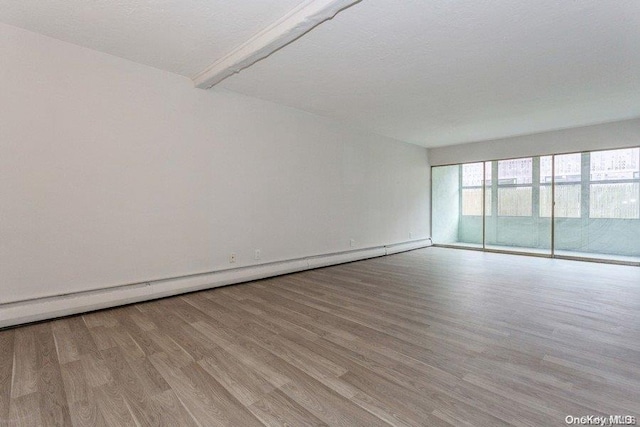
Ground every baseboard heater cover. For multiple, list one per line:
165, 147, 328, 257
0, 238, 431, 328
385, 238, 433, 255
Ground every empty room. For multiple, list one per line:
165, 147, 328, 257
1, 0, 639, 426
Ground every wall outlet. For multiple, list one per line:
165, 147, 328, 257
350, 239, 355, 248
254, 249, 261, 260
229, 252, 237, 263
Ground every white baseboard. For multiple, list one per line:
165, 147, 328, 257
385, 238, 433, 255
0, 239, 431, 328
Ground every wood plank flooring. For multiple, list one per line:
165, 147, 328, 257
1, 247, 640, 426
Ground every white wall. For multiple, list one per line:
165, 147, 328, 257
0, 22, 430, 306
428, 118, 640, 166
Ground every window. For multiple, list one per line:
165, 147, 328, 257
540, 154, 582, 218
461, 163, 491, 216
497, 158, 532, 216
590, 148, 639, 181
589, 148, 640, 219
431, 145, 640, 261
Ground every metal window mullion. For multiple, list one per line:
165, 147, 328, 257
551, 155, 555, 258
482, 161, 487, 249
582, 152, 591, 221
458, 165, 463, 241
488, 161, 498, 246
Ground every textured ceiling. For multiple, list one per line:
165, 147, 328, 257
0, 0, 305, 77
1, 0, 639, 147
219, 0, 640, 147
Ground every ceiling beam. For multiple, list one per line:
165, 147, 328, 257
192, 0, 361, 89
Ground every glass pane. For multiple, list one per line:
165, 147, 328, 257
540, 184, 581, 218
433, 164, 483, 248
555, 150, 640, 263
540, 185, 551, 217
498, 158, 532, 184
485, 163, 492, 216
498, 187, 532, 216
590, 147, 639, 181
485, 186, 492, 217
590, 183, 640, 219
541, 153, 581, 183
462, 163, 484, 187
485, 158, 549, 255
462, 188, 491, 216
540, 156, 553, 184
537, 158, 553, 253
458, 161, 485, 246
462, 188, 482, 216
432, 165, 460, 245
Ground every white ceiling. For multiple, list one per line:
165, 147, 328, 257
0, 0, 305, 77
2, 0, 639, 147
218, 0, 640, 147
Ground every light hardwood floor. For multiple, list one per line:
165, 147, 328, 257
1, 247, 640, 426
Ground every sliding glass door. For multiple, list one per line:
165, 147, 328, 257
554, 148, 640, 262
432, 165, 462, 246
431, 147, 640, 264
550, 153, 584, 258
432, 164, 484, 248
458, 163, 486, 248
484, 157, 552, 255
